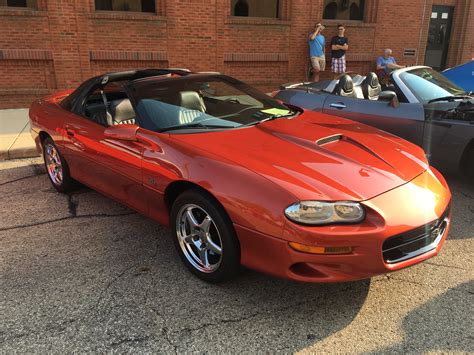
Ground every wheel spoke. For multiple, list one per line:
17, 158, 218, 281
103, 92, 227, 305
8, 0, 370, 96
56, 168, 63, 182
199, 215, 212, 234
185, 208, 199, 230
206, 237, 222, 255
179, 232, 194, 244
47, 163, 55, 175
198, 247, 209, 267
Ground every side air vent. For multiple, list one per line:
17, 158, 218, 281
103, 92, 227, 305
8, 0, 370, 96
403, 48, 417, 57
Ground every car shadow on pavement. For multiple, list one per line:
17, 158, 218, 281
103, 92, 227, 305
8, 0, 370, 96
87, 213, 372, 352
370, 280, 473, 353
0, 161, 371, 352
7, 162, 472, 351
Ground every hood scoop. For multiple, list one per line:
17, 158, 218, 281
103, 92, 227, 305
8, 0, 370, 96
316, 134, 343, 146
316, 134, 396, 170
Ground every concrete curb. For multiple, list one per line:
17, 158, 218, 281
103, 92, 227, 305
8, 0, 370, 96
0, 109, 40, 160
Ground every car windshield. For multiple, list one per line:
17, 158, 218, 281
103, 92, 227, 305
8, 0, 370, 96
399, 67, 466, 104
128, 75, 295, 133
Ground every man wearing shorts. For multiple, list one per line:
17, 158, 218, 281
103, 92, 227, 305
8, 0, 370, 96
331, 24, 349, 79
309, 22, 326, 82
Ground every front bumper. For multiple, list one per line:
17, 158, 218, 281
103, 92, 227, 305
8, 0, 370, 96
236, 168, 451, 282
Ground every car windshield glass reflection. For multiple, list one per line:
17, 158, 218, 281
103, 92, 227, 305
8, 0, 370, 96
399, 68, 466, 104
129, 75, 296, 133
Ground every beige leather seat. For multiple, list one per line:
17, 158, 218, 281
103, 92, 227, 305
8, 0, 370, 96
110, 98, 136, 125
178, 91, 206, 124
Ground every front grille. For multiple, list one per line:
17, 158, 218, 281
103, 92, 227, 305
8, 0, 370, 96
382, 204, 450, 264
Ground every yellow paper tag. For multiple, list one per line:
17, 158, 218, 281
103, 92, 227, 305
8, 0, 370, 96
260, 108, 292, 116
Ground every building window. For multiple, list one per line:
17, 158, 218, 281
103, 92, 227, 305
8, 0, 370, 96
95, 0, 156, 13
323, 0, 365, 21
0, 0, 37, 8
231, 0, 280, 18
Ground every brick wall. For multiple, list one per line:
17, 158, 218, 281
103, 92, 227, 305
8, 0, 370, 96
0, 0, 472, 109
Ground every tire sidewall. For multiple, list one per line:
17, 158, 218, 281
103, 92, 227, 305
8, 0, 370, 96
170, 189, 240, 283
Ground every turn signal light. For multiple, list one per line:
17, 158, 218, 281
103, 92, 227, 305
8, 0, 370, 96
289, 242, 353, 255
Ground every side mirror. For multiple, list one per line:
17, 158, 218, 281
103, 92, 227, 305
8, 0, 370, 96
379, 90, 400, 108
104, 124, 138, 141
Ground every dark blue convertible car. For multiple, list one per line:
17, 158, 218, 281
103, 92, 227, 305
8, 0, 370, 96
275, 66, 473, 177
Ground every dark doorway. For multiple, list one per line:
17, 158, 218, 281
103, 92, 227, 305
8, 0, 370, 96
425, 5, 453, 70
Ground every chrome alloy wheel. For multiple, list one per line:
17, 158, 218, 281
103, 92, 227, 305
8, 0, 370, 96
176, 204, 223, 273
44, 143, 63, 185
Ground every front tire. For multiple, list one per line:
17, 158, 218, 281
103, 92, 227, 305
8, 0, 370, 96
42, 137, 78, 193
170, 189, 240, 283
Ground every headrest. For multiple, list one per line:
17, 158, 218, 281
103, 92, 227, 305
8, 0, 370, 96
361, 72, 382, 100
364, 72, 380, 88
333, 75, 358, 98
338, 75, 354, 93
110, 99, 135, 123
180, 91, 206, 112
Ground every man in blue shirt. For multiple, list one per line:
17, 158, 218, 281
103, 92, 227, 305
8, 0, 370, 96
376, 49, 405, 74
376, 48, 405, 84
309, 23, 326, 82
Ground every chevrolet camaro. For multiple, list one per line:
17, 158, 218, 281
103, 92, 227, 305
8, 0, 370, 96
29, 69, 452, 283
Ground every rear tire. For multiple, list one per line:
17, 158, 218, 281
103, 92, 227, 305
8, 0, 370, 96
42, 137, 78, 193
170, 189, 241, 283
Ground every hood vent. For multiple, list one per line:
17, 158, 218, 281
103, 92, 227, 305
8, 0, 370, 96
316, 134, 343, 146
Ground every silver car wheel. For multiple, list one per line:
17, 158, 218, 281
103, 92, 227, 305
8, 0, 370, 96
176, 204, 223, 273
44, 143, 63, 186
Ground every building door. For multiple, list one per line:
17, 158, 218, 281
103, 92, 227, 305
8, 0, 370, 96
424, 6, 454, 70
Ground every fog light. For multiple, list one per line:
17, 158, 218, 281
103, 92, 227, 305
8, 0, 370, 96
289, 242, 353, 255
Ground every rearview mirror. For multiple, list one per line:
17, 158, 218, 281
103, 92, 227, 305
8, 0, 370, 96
104, 124, 138, 141
379, 90, 400, 108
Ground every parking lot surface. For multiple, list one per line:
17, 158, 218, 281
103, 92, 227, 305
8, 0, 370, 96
1, 158, 473, 353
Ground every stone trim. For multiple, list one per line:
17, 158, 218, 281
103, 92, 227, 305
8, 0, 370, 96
89, 51, 168, 61
224, 53, 289, 62
0, 49, 52, 61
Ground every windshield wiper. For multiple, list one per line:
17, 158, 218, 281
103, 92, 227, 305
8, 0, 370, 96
158, 122, 235, 132
244, 112, 298, 127
428, 95, 472, 104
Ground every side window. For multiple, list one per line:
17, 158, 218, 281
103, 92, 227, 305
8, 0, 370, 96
323, 0, 364, 21
83, 82, 135, 126
95, 0, 155, 13
84, 89, 109, 126
231, 0, 279, 18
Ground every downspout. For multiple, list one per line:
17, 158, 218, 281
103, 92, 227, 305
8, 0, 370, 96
417, 0, 428, 65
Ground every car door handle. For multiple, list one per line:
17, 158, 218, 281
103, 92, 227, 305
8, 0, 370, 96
330, 102, 346, 109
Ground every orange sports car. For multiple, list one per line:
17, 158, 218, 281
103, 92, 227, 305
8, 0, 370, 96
29, 69, 452, 283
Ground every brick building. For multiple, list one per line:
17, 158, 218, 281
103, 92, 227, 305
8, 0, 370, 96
0, 0, 473, 109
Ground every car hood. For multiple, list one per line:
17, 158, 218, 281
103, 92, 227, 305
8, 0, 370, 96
170, 111, 429, 201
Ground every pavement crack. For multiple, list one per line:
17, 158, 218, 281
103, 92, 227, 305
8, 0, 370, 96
423, 260, 470, 271
108, 335, 150, 349
172, 297, 318, 338
0, 174, 39, 187
0, 212, 137, 233
94, 262, 141, 312
150, 308, 178, 354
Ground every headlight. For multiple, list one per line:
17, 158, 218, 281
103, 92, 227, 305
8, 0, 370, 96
284, 201, 365, 225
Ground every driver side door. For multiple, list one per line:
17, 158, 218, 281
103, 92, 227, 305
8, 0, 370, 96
322, 94, 426, 146
62, 88, 147, 214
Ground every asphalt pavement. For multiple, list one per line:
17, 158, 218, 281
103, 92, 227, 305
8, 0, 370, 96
1, 158, 473, 353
